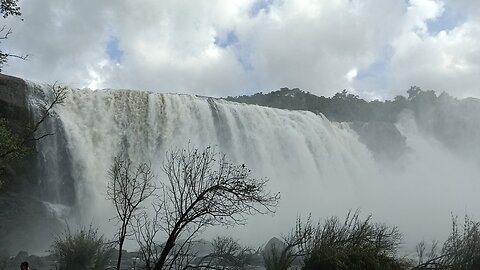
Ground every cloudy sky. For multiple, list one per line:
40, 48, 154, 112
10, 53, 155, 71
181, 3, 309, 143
2, 0, 480, 99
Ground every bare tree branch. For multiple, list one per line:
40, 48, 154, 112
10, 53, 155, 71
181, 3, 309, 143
193, 236, 256, 270
107, 157, 156, 270
0, 83, 67, 160
149, 145, 279, 270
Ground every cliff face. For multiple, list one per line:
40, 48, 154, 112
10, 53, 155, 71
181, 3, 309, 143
0, 73, 35, 186
0, 73, 29, 123
0, 74, 62, 255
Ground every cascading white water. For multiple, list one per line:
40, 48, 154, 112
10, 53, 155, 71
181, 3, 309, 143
27, 82, 480, 253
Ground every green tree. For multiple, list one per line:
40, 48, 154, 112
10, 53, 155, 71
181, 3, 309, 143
1, 0, 21, 17
0, 0, 27, 72
0, 83, 67, 190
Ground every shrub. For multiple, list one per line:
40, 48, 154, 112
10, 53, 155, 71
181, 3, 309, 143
414, 215, 480, 270
303, 210, 406, 270
51, 225, 112, 270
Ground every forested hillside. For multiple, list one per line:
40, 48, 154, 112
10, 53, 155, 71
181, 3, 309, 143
226, 86, 436, 123
225, 87, 480, 162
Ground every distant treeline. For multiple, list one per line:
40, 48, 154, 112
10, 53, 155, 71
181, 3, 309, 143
225, 86, 454, 123
226, 86, 480, 162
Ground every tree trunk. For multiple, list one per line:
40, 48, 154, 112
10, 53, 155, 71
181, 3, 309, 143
116, 230, 126, 270
154, 236, 176, 270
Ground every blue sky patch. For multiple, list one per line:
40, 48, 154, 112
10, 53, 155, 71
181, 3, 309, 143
356, 59, 388, 82
106, 35, 124, 63
214, 31, 253, 72
237, 53, 254, 71
355, 49, 393, 97
215, 31, 239, 48
249, 0, 273, 17
427, 6, 464, 34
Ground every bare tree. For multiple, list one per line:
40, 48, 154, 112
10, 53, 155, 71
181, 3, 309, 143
412, 215, 480, 270
0, 25, 28, 70
107, 157, 156, 270
195, 236, 257, 270
263, 215, 316, 270
133, 204, 200, 270
414, 240, 439, 268
148, 145, 279, 270
132, 207, 163, 270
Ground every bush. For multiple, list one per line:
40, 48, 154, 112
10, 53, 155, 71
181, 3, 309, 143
414, 215, 480, 270
51, 225, 112, 270
442, 215, 480, 269
303, 211, 406, 270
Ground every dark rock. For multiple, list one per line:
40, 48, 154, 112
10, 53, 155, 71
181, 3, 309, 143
0, 192, 63, 255
350, 121, 407, 161
0, 73, 29, 124
14, 250, 29, 261
0, 74, 73, 255
263, 237, 286, 259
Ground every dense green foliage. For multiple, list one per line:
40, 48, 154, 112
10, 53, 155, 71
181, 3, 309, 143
226, 88, 403, 122
0, 118, 28, 160
226, 86, 480, 162
0, 118, 29, 189
0, 0, 20, 18
225, 86, 446, 123
51, 225, 112, 270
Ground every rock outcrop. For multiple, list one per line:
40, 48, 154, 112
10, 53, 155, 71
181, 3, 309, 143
0, 73, 29, 123
0, 73, 64, 255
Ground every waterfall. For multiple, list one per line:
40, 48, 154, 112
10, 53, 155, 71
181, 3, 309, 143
27, 82, 480, 251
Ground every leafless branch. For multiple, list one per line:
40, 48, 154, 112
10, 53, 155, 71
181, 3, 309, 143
151, 145, 279, 270
0, 83, 67, 160
0, 26, 12, 39
107, 157, 156, 270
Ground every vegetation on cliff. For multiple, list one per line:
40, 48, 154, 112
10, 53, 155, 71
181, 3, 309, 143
226, 86, 480, 162
225, 86, 445, 123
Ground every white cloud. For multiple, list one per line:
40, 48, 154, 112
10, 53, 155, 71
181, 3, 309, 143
402, 0, 445, 35
389, 0, 480, 98
345, 68, 358, 82
1, 0, 479, 99
236, 0, 406, 96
